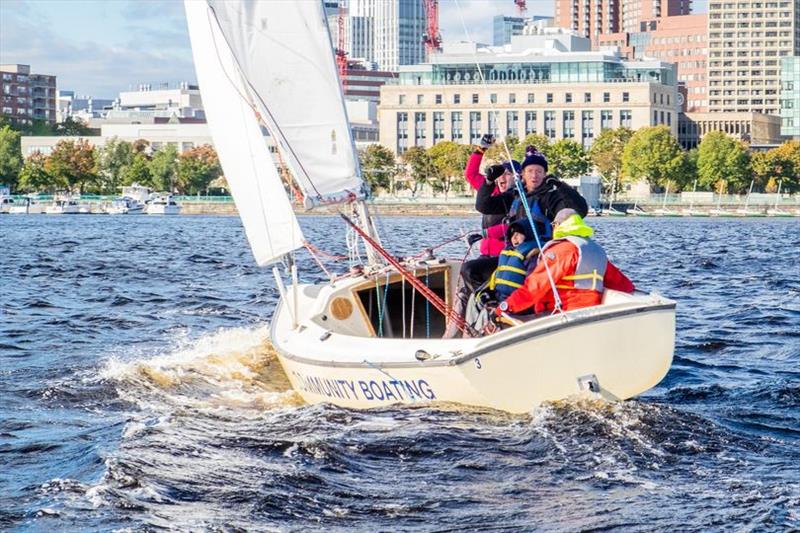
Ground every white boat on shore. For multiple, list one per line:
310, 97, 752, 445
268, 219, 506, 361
7, 196, 44, 214
145, 193, 180, 215
45, 195, 80, 215
735, 180, 766, 217
105, 184, 150, 214
184, 0, 676, 413
766, 180, 793, 217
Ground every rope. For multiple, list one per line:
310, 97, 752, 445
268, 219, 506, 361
411, 230, 478, 260
402, 275, 406, 339
303, 243, 334, 281
378, 270, 391, 337
425, 264, 431, 339
410, 277, 416, 338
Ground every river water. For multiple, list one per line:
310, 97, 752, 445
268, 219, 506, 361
1, 215, 798, 531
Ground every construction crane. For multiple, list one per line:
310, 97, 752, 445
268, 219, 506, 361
421, 0, 442, 58
335, 1, 348, 89
514, 0, 527, 15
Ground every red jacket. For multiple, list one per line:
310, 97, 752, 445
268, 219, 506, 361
504, 239, 635, 314
465, 151, 506, 256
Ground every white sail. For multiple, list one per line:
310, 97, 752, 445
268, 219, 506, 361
185, 0, 304, 266
205, 0, 367, 207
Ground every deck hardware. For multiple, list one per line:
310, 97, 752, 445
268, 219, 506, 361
577, 374, 600, 393
415, 349, 434, 361
319, 331, 332, 341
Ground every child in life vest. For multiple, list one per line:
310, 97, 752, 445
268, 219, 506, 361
487, 219, 539, 301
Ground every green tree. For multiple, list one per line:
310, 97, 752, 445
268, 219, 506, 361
767, 140, 800, 193
149, 144, 179, 192
177, 144, 221, 194
122, 153, 153, 187
696, 131, 750, 193
428, 141, 471, 198
483, 135, 519, 162
0, 125, 23, 189
513, 133, 551, 161
400, 146, 436, 196
359, 144, 396, 193
44, 139, 98, 193
54, 117, 96, 136
17, 152, 56, 192
97, 138, 133, 193
547, 139, 591, 179
589, 127, 633, 195
622, 126, 686, 189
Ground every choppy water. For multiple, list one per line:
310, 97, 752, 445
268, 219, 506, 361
1, 214, 798, 531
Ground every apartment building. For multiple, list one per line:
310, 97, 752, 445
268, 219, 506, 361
378, 31, 678, 154
707, 0, 800, 115
1, 64, 57, 124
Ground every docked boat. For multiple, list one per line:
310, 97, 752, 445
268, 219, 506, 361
105, 184, 150, 215
766, 181, 793, 217
7, 196, 44, 214
184, 0, 676, 413
735, 180, 765, 217
681, 180, 709, 217
44, 195, 80, 215
145, 193, 181, 215
652, 183, 679, 216
1, 196, 16, 214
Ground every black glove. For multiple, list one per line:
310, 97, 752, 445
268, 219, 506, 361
485, 164, 506, 183
467, 233, 483, 246
479, 133, 495, 150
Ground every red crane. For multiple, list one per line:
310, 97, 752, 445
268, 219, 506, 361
335, 2, 348, 89
514, 0, 527, 15
421, 0, 442, 58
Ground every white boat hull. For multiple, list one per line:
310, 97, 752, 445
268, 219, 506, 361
45, 206, 79, 215
146, 204, 181, 215
269, 272, 676, 414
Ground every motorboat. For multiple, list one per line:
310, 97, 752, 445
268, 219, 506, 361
7, 196, 44, 214
145, 193, 181, 215
105, 197, 145, 215
44, 195, 80, 215
1, 196, 16, 214
184, 0, 676, 413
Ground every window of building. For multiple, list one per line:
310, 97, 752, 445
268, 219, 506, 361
563, 111, 575, 139
667, 112, 671, 126
509, 93, 516, 104
584, 92, 591, 103
525, 111, 537, 135
397, 112, 408, 153
544, 111, 556, 138
490, 93, 497, 104
527, 93, 535, 103
435, 94, 442, 104
581, 111, 594, 147
453, 94, 461, 104
506, 111, 518, 137
433, 112, 445, 142
546, 93, 553, 103
414, 112, 427, 146
660, 111, 665, 124
469, 111, 482, 144
603, 92, 610, 102
601, 110, 613, 130
451, 111, 463, 142
622, 92, 630, 102
620, 110, 632, 128
565, 93, 573, 103
399, 94, 406, 104
417, 94, 424, 105
472, 93, 479, 104
653, 110, 659, 125
488, 111, 500, 137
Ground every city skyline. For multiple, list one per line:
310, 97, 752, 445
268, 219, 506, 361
1, 0, 708, 99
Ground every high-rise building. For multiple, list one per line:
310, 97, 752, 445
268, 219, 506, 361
598, 14, 708, 112
371, 0, 426, 71
1, 64, 57, 124
493, 16, 527, 45
707, 0, 800, 115
780, 55, 800, 138
620, 0, 692, 33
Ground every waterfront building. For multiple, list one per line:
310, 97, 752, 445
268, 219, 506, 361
1, 64, 57, 124
678, 111, 783, 148
707, 0, 800, 115
378, 30, 678, 154
780, 55, 800, 139
598, 14, 708, 112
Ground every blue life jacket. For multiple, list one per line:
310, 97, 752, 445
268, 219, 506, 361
490, 240, 538, 299
510, 195, 552, 242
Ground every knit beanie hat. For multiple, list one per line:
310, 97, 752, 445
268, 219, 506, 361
521, 146, 548, 172
502, 160, 522, 175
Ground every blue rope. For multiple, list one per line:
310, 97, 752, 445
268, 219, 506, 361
513, 176, 563, 312
425, 265, 430, 339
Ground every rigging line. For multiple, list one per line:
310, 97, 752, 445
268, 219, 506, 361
360, 360, 419, 403
303, 243, 334, 281
204, 5, 280, 259
454, 0, 563, 312
205, 4, 326, 200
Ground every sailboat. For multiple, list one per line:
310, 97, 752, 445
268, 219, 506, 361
604, 178, 626, 216
681, 179, 708, 217
736, 180, 765, 217
652, 182, 679, 217
708, 181, 732, 217
766, 181, 792, 217
184, 0, 676, 414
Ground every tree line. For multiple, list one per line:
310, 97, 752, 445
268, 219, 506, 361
0, 124, 223, 195
360, 127, 800, 196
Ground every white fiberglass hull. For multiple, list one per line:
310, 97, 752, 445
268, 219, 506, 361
45, 205, 79, 215
269, 275, 675, 414
146, 204, 181, 215
105, 205, 144, 215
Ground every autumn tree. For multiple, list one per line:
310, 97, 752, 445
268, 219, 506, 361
177, 144, 221, 194
589, 127, 633, 195
513, 133, 551, 161
547, 139, 591, 180
359, 144, 396, 193
766, 140, 800, 193
17, 152, 55, 192
483, 135, 519, 162
400, 146, 437, 196
149, 144, 180, 192
44, 139, 98, 193
428, 141, 471, 198
0, 125, 23, 189
696, 131, 751, 193
622, 126, 686, 189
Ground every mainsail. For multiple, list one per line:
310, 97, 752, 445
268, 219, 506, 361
185, 0, 304, 266
203, 0, 367, 206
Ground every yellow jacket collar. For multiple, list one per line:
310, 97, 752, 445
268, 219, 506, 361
553, 214, 594, 239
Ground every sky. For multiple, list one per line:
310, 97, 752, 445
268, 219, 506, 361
0, 0, 706, 99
